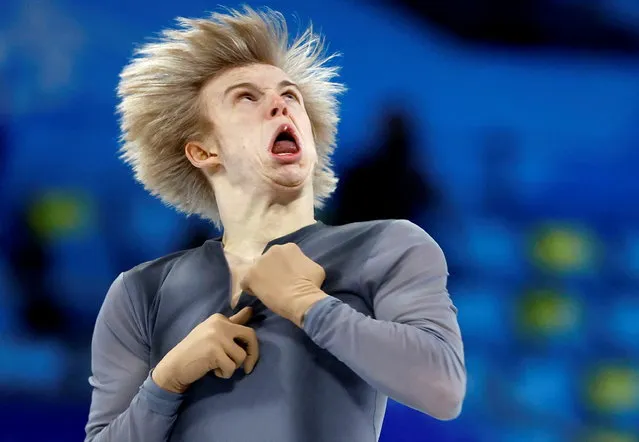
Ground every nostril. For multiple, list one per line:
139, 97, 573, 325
270, 107, 278, 117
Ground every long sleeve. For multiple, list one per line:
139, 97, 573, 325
85, 273, 184, 442
303, 220, 466, 420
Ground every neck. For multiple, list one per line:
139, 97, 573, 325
216, 184, 316, 260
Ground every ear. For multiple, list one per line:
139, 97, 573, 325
185, 141, 222, 170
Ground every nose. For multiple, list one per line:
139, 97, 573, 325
268, 94, 288, 119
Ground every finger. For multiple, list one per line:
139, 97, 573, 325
212, 349, 237, 379
234, 328, 259, 374
229, 306, 252, 325
223, 340, 248, 369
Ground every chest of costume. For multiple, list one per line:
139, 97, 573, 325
147, 252, 373, 367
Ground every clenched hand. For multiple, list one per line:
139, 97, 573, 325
241, 243, 328, 328
152, 307, 259, 394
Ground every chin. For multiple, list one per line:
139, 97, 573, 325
271, 178, 307, 192
268, 172, 312, 195
260, 156, 315, 194
269, 164, 310, 185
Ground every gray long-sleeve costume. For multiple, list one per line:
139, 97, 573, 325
85, 219, 466, 442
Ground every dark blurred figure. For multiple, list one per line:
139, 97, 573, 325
0, 119, 8, 257
330, 108, 440, 226
0, 121, 7, 180
6, 198, 68, 337
180, 218, 220, 250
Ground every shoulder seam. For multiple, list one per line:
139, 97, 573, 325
119, 271, 150, 350
358, 220, 398, 305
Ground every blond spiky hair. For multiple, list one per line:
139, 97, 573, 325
117, 6, 345, 225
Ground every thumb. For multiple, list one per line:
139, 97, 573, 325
229, 306, 253, 325
239, 275, 253, 294
240, 275, 250, 292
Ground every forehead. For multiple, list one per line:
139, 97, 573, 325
203, 64, 293, 96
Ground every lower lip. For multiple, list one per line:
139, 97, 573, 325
270, 150, 302, 164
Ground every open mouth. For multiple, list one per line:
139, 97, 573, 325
270, 124, 301, 156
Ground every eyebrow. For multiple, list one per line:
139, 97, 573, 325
278, 80, 299, 91
223, 80, 300, 98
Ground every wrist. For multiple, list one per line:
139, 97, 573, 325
152, 362, 186, 394
293, 287, 328, 328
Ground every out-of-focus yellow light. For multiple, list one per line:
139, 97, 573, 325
583, 429, 638, 442
27, 189, 94, 240
532, 224, 596, 273
518, 289, 581, 337
586, 365, 639, 413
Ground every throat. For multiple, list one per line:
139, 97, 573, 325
225, 254, 254, 309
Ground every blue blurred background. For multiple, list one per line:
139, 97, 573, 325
1, 0, 639, 440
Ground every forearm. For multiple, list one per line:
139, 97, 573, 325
86, 374, 183, 442
303, 297, 466, 420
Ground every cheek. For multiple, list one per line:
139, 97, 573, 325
218, 133, 253, 167
306, 129, 319, 162
298, 115, 315, 149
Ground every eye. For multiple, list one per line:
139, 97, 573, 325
238, 92, 257, 102
282, 90, 299, 102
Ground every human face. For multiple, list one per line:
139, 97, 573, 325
199, 64, 317, 194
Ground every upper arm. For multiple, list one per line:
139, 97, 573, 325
86, 273, 151, 438
363, 220, 463, 352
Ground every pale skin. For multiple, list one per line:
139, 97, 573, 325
152, 64, 329, 393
